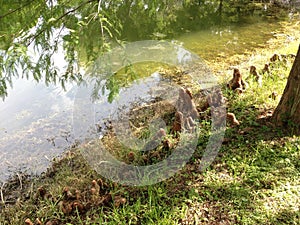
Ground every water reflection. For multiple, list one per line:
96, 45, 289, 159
0, 78, 75, 182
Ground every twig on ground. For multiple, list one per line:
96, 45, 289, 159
0, 182, 5, 205
16, 173, 23, 190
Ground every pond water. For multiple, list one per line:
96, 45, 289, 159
0, 13, 295, 183
178, 17, 292, 62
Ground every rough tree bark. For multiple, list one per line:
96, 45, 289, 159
272, 44, 300, 131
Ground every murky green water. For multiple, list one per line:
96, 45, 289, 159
0, 12, 296, 182
178, 17, 289, 61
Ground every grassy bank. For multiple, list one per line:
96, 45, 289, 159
1, 22, 300, 225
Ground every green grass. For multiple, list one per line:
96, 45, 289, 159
1, 29, 300, 225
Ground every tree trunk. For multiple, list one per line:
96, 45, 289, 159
272, 45, 300, 131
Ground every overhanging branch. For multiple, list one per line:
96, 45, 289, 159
27, 0, 97, 46
0, 0, 37, 19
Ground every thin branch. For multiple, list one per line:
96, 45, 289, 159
49, 25, 65, 57
55, 0, 97, 23
0, 0, 37, 19
97, 0, 105, 38
27, 0, 97, 46
98, 0, 105, 39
